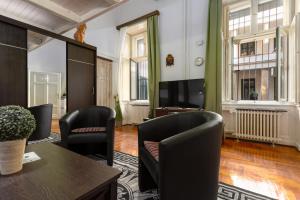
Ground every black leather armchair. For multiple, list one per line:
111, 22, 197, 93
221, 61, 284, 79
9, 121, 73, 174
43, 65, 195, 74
59, 106, 116, 166
138, 111, 223, 200
28, 104, 53, 141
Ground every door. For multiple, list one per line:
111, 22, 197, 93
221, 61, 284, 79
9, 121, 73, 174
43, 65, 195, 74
67, 43, 96, 112
97, 57, 112, 107
29, 71, 61, 118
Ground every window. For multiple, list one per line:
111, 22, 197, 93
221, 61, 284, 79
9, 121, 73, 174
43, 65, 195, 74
137, 38, 145, 57
224, 0, 288, 102
130, 60, 148, 100
241, 79, 256, 100
229, 8, 251, 37
257, 0, 283, 32
240, 42, 256, 56
130, 31, 148, 100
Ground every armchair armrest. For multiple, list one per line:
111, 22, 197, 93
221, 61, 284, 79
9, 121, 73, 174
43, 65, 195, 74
158, 118, 223, 200
59, 110, 79, 145
104, 109, 116, 166
105, 110, 116, 137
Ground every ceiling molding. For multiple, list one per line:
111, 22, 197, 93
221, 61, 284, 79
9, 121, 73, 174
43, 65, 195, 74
26, 0, 81, 23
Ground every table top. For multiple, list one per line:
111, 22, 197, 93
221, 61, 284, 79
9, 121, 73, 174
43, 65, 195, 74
0, 143, 121, 200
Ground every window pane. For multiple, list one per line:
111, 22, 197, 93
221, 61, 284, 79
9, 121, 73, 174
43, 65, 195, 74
229, 8, 251, 37
138, 60, 148, 100
241, 79, 256, 100
130, 60, 137, 100
257, 0, 283, 32
232, 36, 278, 101
130, 59, 148, 100
279, 34, 288, 100
137, 38, 145, 57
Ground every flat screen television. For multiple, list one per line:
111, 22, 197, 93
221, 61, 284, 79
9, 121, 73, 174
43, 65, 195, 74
159, 79, 205, 109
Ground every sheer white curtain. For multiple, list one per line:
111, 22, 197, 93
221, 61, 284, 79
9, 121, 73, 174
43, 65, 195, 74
116, 27, 130, 124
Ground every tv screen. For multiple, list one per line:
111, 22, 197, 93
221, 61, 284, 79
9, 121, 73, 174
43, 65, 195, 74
159, 79, 205, 109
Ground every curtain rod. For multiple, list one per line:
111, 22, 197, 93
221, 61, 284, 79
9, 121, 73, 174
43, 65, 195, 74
116, 10, 160, 30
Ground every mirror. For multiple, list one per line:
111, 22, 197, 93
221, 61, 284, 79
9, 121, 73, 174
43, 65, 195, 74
27, 30, 67, 119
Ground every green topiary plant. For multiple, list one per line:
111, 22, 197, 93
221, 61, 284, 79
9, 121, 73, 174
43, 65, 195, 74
0, 105, 36, 142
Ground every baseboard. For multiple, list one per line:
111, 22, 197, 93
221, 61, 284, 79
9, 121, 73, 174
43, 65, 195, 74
224, 133, 300, 150
297, 143, 300, 151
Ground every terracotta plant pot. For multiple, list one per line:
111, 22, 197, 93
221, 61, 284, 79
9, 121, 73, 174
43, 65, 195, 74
0, 139, 26, 175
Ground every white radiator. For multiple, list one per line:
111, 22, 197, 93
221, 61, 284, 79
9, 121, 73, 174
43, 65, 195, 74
234, 108, 285, 144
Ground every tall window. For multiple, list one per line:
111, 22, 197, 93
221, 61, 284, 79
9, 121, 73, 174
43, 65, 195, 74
257, 0, 283, 31
130, 32, 148, 100
225, 0, 287, 102
229, 8, 251, 37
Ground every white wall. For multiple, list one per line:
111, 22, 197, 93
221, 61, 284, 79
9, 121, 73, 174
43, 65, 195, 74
65, 0, 209, 91
28, 39, 66, 94
223, 103, 299, 148
297, 106, 300, 150
63, 0, 209, 124
296, 0, 300, 14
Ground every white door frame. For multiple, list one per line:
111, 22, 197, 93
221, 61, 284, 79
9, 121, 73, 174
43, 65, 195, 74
28, 70, 62, 119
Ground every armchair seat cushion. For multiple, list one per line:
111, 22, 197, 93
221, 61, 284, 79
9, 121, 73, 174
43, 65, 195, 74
71, 127, 106, 134
67, 133, 107, 144
144, 141, 159, 161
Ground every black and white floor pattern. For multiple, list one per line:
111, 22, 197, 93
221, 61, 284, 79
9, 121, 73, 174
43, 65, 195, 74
32, 134, 276, 200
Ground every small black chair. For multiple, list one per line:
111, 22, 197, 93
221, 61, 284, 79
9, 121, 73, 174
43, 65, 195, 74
28, 104, 53, 141
138, 111, 223, 200
59, 106, 116, 166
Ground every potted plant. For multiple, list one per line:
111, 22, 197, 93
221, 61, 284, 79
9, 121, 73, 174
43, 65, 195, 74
0, 105, 36, 175
114, 95, 123, 127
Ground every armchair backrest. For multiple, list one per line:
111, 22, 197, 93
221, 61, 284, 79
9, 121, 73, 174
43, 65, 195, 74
28, 104, 53, 141
66, 106, 115, 129
138, 111, 218, 143
174, 111, 215, 133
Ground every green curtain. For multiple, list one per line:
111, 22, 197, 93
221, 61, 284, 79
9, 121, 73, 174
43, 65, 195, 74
147, 15, 161, 118
205, 0, 222, 114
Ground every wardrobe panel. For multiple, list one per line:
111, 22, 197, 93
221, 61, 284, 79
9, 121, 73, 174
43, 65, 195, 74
67, 43, 96, 112
0, 22, 27, 107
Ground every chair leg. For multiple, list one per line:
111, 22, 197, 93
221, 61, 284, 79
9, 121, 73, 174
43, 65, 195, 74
138, 158, 157, 192
107, 143, 114, 166
107, 157, 113, 166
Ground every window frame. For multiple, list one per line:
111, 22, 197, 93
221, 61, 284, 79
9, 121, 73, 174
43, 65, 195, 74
223, 0, 290, 104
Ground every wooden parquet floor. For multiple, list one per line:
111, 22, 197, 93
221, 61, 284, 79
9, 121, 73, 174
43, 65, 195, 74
52, 122, 300, 200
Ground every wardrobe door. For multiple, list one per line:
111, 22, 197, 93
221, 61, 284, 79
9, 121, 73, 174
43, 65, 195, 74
0, 21, 27, 107
67, 43, 96, 112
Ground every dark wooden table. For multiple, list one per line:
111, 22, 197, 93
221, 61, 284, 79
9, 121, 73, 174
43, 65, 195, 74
0, 143, 121, 200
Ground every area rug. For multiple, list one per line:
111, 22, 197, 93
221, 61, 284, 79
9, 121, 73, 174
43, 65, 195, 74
30, 134, 276, 200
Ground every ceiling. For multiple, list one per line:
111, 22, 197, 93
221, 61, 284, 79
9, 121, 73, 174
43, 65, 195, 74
0, 0, 125, 50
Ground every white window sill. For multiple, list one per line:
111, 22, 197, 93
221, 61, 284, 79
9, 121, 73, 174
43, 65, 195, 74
129, 100, 149, 106
222, 100, 297, 107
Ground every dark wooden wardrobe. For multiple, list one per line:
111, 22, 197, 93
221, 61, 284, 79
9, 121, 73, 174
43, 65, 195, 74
0, 21, 27, 107
0, 15, 97, 112
67, 43, 96, 112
